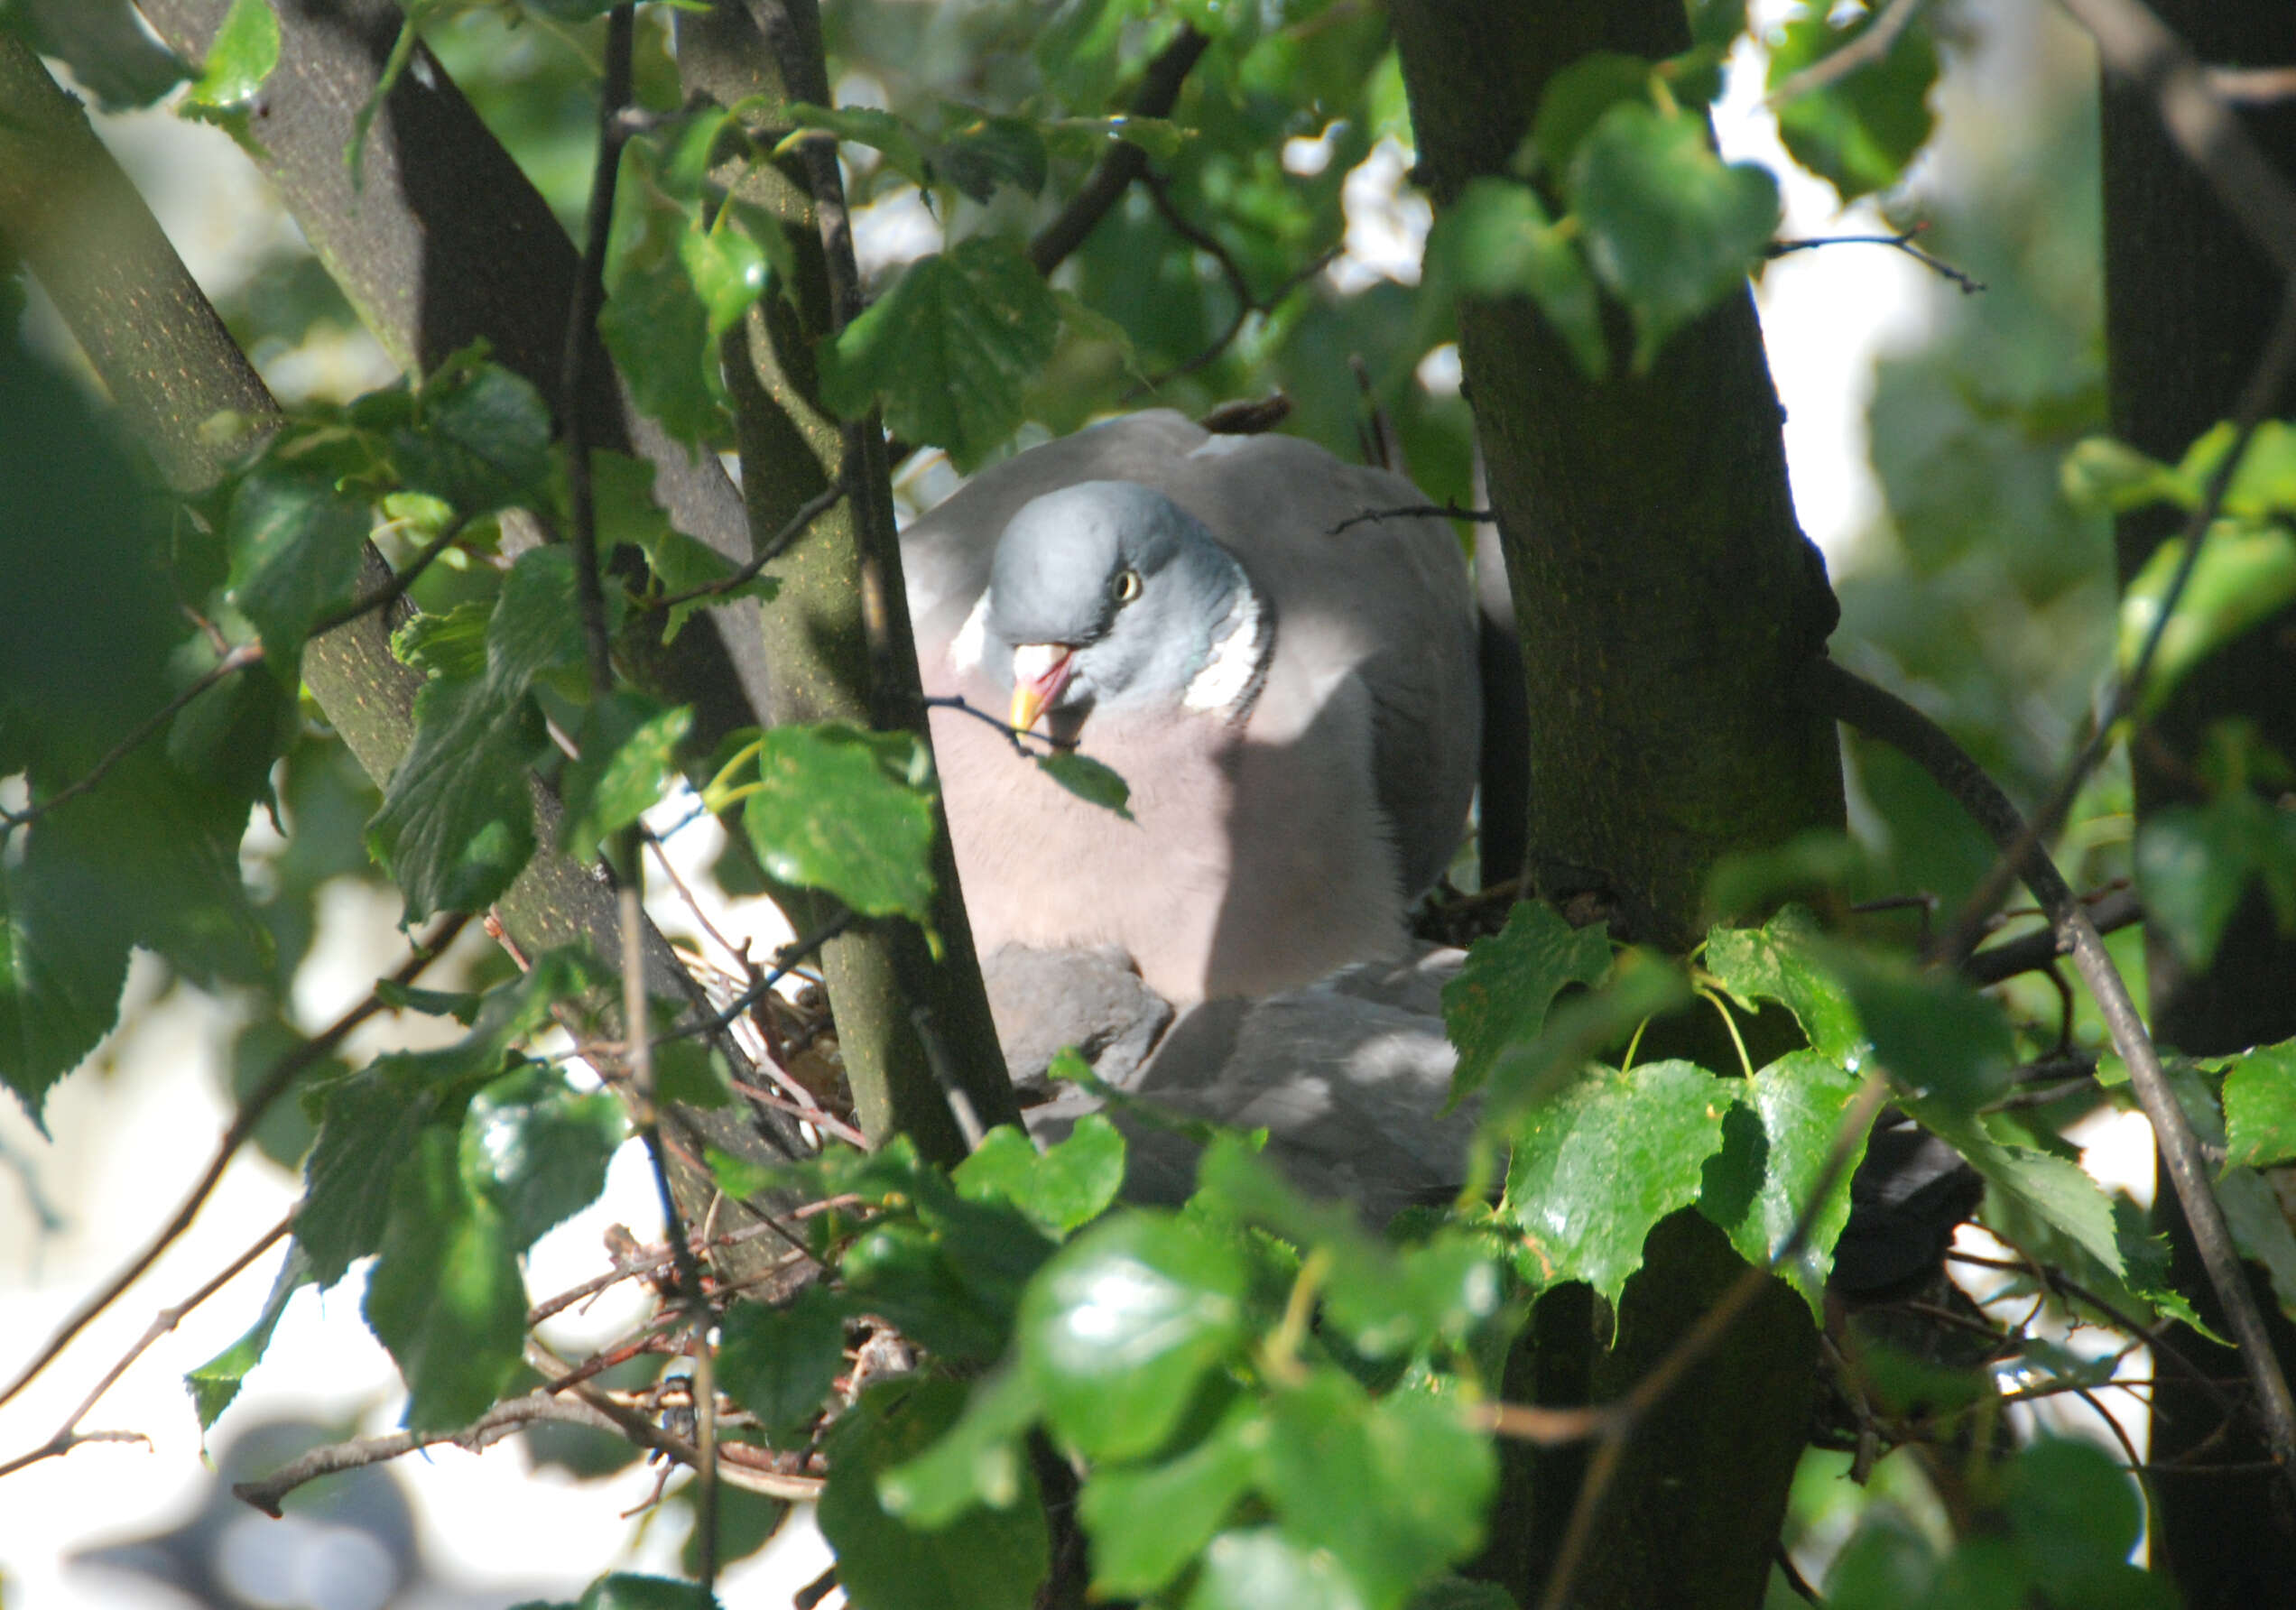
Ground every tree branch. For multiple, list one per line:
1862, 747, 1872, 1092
1812, 655, 2296, 1510
1026, 25, 1211, 275
0, 916, 466, 1413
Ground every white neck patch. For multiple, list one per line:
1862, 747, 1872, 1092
1184, 579, 1270, 717
949, 589, 993, 676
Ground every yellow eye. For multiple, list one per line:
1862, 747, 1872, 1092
1112, 568, 1143, 604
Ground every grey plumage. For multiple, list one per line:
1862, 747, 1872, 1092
904, 410, 1482, 1004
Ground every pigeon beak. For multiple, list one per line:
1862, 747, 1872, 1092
1009, 643, 1075, 733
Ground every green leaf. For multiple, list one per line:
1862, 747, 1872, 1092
2118, 525, 2296, 715
1020, 1212, 1249, 1462
679, 221, 770, 340
393, 356, 553, 517
816, 238, 1062, 472
1442, 901, 1613, 1107
2061, 436, 2182, 515
740, 724, 938, 923
1836, 953, 2016, 1114
2225, 1040, 2296, 1169
2178, 418, 2296, 518
601, 153, 727, 452
362, 1127, 528, 1431
1032, 749, 1134, 819
653, 1040, 736, 1110
1187, 1527, 1371, 1610
1262, 1371, 1496, 1610
1501, 1059, 1731, 1312
225, 465, 373, 662
561, 693, 693, 861
779, 103, 932, 190
1568, 101, 1780, 371
1, 817, 134, 1120
1521, 51, 1653, 178
460, 1065, 625, 1254
877, 1367, 1044, 1527
2136, 791, 2296, 969
1768, 3, 1939, 202
1702, 904, 1862, 1062
1471, 953, 1691, 1143
1697, 1050, 1870, 1319
575, 1573, 721, 1610
1077, 1398, 1264, 1598
187, 1242, 312, 1429
393, 600, 491, 680
1422, 179, 1606, 380
367, 548, 586, 918
718, 1285, 849, 1444
180, 0, 280, 134
167, 655, 295, 812
954, 1115, 1127, 1236
374, 980, 485, 1024
1918, 1108, 2125, 1282
841, 1221, 1016, 1363
936, 113, 1050, 201
819, 1377, 1049, 1610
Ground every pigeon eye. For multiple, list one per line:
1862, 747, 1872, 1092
1112, 568, 1143, 604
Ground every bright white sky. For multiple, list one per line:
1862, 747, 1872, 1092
1, 7, 2148, 1606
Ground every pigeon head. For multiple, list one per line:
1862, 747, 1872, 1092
982, 480, 1267, 733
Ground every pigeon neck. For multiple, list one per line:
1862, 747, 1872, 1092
1182, 567, 1270, 718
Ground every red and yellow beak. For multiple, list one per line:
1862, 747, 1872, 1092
1009, 643, 1075, 734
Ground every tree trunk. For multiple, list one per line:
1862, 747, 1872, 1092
1387, 5, 1847, 1605
2098, 2, 2296, 1596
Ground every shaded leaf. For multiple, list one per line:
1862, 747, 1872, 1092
362, 1127, 527, 1432
2136, 793, 2296, 970
601, 153, 727, 451
877, 1367, 1043, 1527
1522, 52, 1652, 178
1422, 179, 1606, 380
5, 0, 189, 110
718, 1285, 849, 1444
1262, 1371, 1495, 1610
819, 1378, 1048, 1610
1768, 3, 1939, 202
1569, 101, 1779, 371
561, 693, 693, 861
393, 356, 553, 517
461, 1065, 625, 1253
817, 238, 1062, 471
1032, 749, 1133, 819
1441, 900, 1613, 1107
1077, 1397, 1264, 1598
226, 465, 373, 662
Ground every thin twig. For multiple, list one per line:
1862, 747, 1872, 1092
921, 693, 1068, 757
656, 910, 860, 1050
0, 643, 264, 838
305, 514, 474, 637
1766, 0, 1930, 106
0, 914, 467, 1414
0, 1214, 294, 1482
2205, 65, 2296, 106
1766, 228, 1986, 295
1326, 501, 1499, 537
1960, 885, 2143, 985
643, 478, 847, 615
1027, 25, 1211, 275
1814, 656, 2296, 1511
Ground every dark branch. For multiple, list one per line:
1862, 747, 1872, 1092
1027, 26, 1211, 275
643, 478, 847, 615
305, 514, 475, 638
1327, 501, 1499, 536
1766, 228, 1986, 295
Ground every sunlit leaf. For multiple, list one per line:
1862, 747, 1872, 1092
1768, 3, 1939, 202
955, 1115, 1127, 1236
1422, 179, 1606, 379
1442, 900, 1613, 1107
560, 693, 692, 862
187, 1241, 312, 1429
2118, 525, 2296, 715
1077, 1397, 1264, 1598
2224, 1039, 2296, 1169
1697, 1050, 1870, 1319
740, 724, 938, 923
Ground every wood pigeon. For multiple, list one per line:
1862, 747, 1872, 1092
903, 410, 1482, 1005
